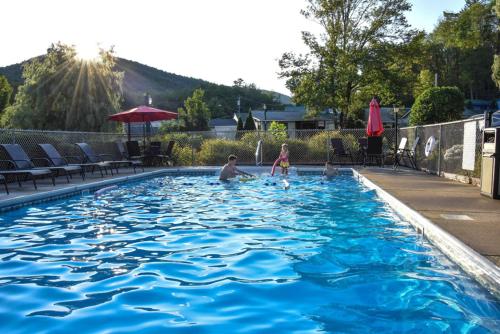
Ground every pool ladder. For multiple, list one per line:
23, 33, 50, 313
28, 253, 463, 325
255, 140, 263, 166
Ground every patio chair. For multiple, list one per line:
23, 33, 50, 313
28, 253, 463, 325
357, 138, 368, 163
330, 138, 354, 165
75, 143, 119, 175
38, 144, 90, 180
364, 137, 384, 167
393, 137, 408, 169
0, 144, 55, 189
0, 175, 8, 194
125, 141, 145, 160
115, 141, 144, 173
393, 137, 419, 170
404, 137, 419, 169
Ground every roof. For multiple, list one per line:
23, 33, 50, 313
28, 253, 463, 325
209, 118, 236, 127
247, 109, 334, 122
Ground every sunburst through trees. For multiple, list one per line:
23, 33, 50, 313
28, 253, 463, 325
1, 42, 123, 131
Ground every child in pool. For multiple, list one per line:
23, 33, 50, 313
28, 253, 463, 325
272, 143, 289, 176
323, 161, 338, 177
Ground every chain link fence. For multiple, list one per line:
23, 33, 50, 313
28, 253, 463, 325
153, 128, 397, 166
399, 117, 484, 178
0, 128, 397, 167
0, 129, 128, 164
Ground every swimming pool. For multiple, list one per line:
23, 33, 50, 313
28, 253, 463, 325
0, 174, 498, 333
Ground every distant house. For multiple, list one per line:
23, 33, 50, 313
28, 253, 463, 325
209, 118, 237, 139
364, 107, 411, 128
236, 106, 336, 138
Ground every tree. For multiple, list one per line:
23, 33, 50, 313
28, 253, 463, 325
236, 116, 244, 130
178, 88, 210, 131
409, 87, 464, 125
279, 0, 413, 117
244, 110, 256, 130
492, 0, 500, 89
1, 42, 123, 131
0, 75, 12, 115
428, 1, 498, 100
413, 69, 435, 99
269, 121, 287, 142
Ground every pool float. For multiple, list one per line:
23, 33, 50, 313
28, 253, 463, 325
271, 158, 287, 176
94, 185, 118, 198
425, 136, 437, 157
239, 177, 255, 182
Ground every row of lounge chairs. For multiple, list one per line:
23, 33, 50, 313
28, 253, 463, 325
0, 140, 175, 194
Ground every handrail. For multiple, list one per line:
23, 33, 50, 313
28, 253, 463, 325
255, 140, 263, 166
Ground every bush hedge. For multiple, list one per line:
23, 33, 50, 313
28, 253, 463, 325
410, 86, 464, 126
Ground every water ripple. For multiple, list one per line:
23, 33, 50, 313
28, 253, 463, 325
0, 175, 498, 333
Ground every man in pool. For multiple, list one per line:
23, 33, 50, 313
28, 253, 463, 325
219, 155, 254, 181
323, 161, 338, 177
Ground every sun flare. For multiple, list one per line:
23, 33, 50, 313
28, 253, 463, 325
75, 43, 100, 61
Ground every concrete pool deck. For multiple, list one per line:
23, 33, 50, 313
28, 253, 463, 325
356, 167, 500, 267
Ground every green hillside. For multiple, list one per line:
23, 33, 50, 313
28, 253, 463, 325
0, 57, 287, 119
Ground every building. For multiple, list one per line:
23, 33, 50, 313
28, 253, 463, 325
208, 118, 238, 138
236, 106, 336, 138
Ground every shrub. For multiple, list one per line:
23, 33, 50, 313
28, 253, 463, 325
197, 138, 254, 165
172, 145, 194, 166
268, 122, 287, 142
410, 87, 464, 126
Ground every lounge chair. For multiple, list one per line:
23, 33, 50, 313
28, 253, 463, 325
364, 137, 384, 167
38, 144, 90, 180
115, 141, 144, 173
75, 143, 119, 175
330, 138, 354, 165
0, 175, 8, 194
0, 144, 55, 189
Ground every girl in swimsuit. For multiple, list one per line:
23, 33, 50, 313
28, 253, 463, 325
272, 143, 289, 176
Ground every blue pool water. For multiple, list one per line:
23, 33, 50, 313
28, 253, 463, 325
0, 174, 498, 333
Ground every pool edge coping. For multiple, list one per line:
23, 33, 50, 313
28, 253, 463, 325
354, 169, 500, 300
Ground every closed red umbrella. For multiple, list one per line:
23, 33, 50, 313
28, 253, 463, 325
366, 98, 384, 137
108, 105, 178, 141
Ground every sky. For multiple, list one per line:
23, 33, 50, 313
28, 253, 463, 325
1, 0, 466, 95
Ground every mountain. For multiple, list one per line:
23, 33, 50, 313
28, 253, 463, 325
0, 57, 291, 118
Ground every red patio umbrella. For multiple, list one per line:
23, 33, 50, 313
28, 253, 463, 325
108, 105, 178, 141
366, 98, 384, 137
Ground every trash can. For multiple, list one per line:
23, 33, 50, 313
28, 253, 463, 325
480, 128, 500, 199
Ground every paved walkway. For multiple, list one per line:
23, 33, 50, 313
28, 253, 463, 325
358, 167, 500, 267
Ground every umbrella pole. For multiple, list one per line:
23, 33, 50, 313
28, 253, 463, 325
127, 122, 131, 142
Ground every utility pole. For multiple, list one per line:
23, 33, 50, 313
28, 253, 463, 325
434, 73, 438, 87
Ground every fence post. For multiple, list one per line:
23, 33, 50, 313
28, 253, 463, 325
437, 124, 442, 176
